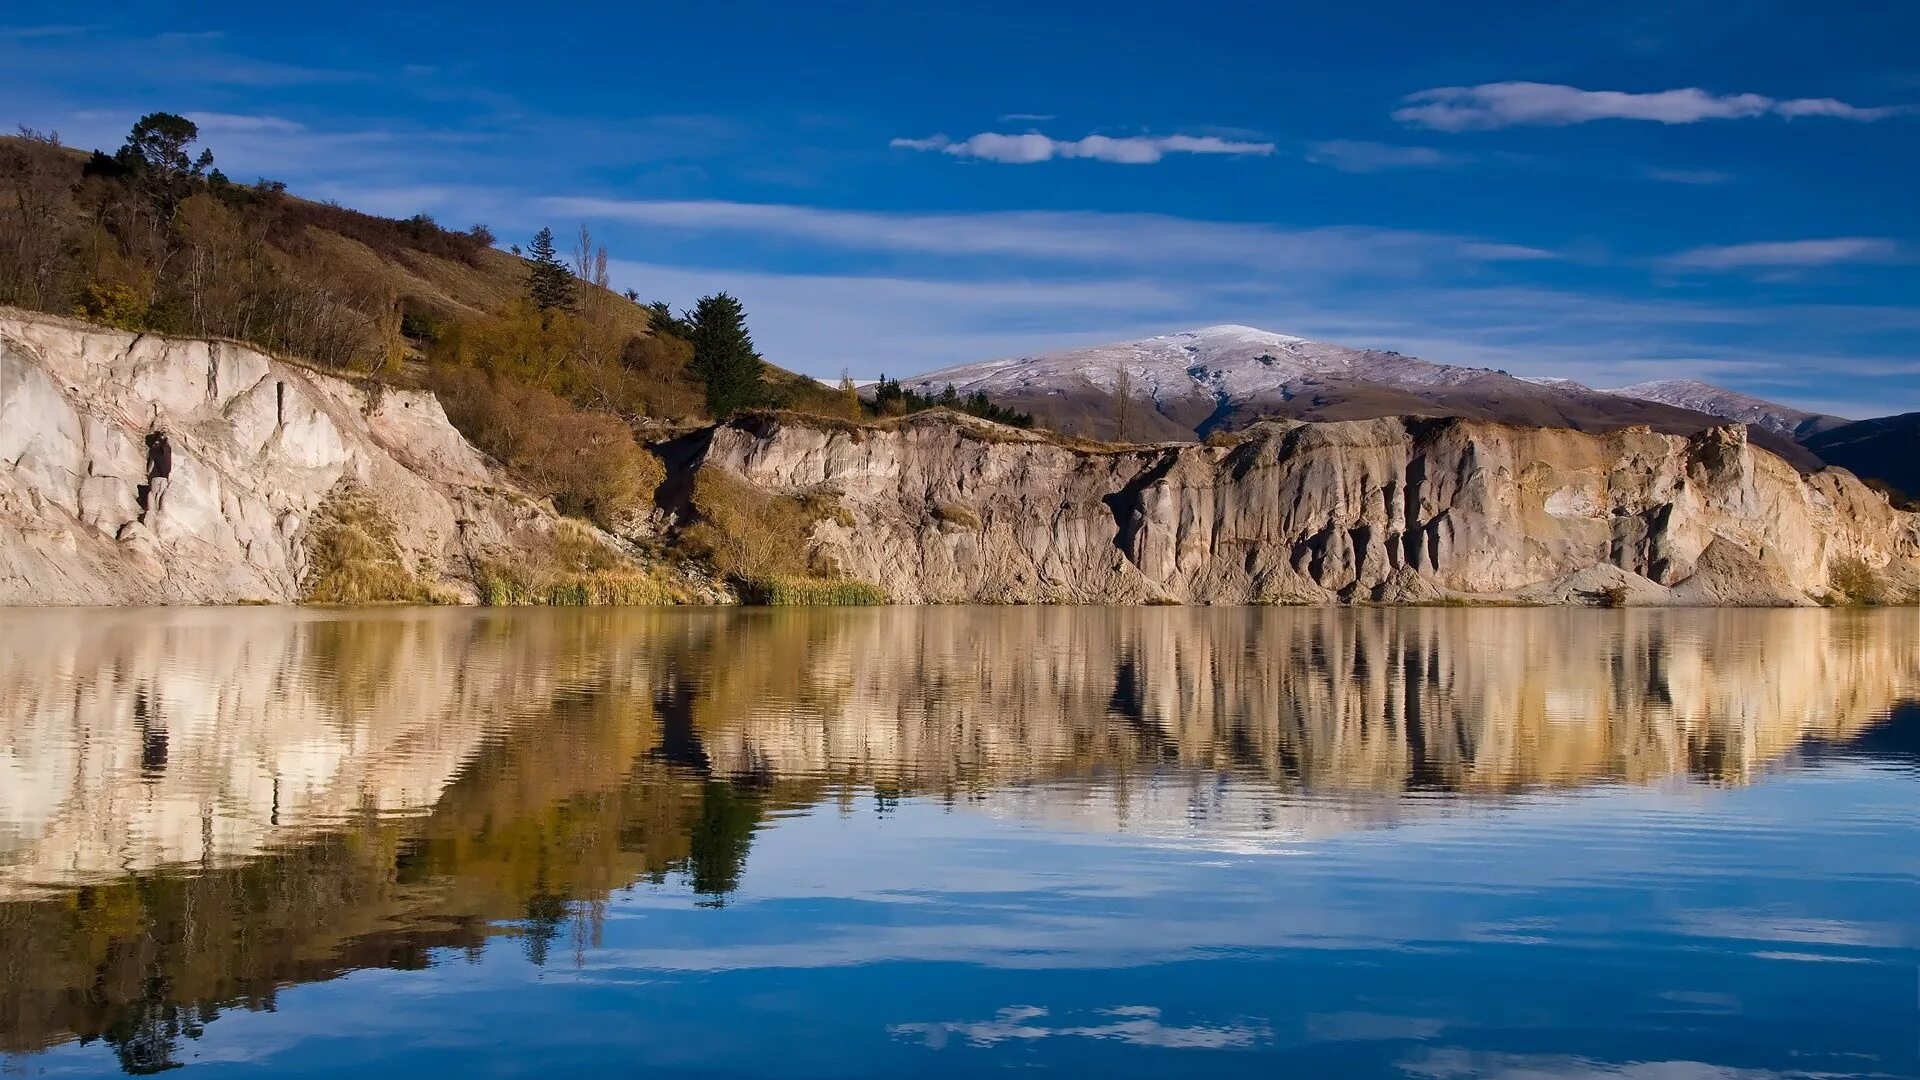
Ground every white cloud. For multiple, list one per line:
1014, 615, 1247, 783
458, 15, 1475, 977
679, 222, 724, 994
1640, 166, 1734, 185
1664, 237, 1903, 270
0, 24, 100, 39
1395, 82, 1914, 130
184, 112, 305, 133
1306, 140, 1465, 172
546, 198, 1549, 273
890, 130, 1274, 164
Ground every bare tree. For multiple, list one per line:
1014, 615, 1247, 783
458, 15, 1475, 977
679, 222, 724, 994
1113, 363, 1133, 443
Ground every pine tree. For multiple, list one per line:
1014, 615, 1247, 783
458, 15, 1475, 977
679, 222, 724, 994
686, 292, 764, 418
526, 227, 576, 313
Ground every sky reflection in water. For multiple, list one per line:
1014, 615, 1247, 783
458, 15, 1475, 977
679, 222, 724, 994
0, 606, 1914, 1077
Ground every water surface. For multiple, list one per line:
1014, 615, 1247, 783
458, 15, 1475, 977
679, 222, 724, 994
1, 607, 1915, 1077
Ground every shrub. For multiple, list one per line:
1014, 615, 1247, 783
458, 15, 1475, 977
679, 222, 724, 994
931, 502, 980, 529
741, 576, 888, 606
681, 467, 825, 582
1577, 584, 1630, 608
680, 467, 881, 603
1829, 557, 1892, 606
479, 521, 682, 606
302, 485, 453, 604
432, 366, 664, 530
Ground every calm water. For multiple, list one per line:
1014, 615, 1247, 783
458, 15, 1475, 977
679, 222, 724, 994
1, 607, 1916, 1078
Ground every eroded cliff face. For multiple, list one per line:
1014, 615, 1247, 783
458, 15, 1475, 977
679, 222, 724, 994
0, 311, 607, 605
7, 312, 1918, 607
697, 411, 1920, 606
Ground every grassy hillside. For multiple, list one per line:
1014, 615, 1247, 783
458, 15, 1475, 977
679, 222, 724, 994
0, 114, 933, 602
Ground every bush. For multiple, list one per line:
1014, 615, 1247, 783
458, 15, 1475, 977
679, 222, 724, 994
302, 485, 453, 604
432, 366, 663, 530
1829, 557, 1892, 606
931, 502, 979, 529
680, 467, 880, 603
740, 576, 887, 606
478, 522, 681, 606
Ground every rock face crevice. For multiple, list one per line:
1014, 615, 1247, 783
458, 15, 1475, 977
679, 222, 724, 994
0, 311, 612, 605
695, 411, 1920, 606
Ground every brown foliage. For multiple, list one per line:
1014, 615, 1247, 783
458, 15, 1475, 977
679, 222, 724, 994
432, 366, 663, 529
680, 467, 849, 585
302, 484, 454, 604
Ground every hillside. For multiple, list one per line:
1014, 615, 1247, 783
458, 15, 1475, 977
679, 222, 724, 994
903, 325, 1828, 469
1803, 412, 1920, 504
0, 127, 837, 418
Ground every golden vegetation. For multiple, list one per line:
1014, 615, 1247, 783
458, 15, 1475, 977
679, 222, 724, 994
1826, 556, 1906, 606
478, 521, 685, 606
301, 485, 454, 604
931, 502, 980, 529
679, 467, 883, 604
432, 364, 665, 529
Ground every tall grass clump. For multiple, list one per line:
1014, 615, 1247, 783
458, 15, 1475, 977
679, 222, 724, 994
743, 577, 888, 606
680, 467, 884, 605
1826, 556, 1909, 606
479, 520, 683, 606
302, 485, 454, 604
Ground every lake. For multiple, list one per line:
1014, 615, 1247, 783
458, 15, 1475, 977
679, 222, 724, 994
1, 606, 1915, 1077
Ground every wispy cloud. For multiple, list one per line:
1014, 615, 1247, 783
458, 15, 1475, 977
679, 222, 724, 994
1395, 82, 1915, 130
1641, 166, 1734, 185
1305, 140, 1466, 172
547, 198, 1547, 272
890, 131, 1274, 164
998, 112, 1055, 122
184, 111, 305, 133
0, 24, 101, 39
1664, 237, 1903, 270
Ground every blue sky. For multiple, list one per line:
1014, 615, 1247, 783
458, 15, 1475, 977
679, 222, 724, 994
4, 1, 1918, 415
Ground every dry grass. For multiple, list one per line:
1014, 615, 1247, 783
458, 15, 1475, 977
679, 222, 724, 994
680, 467, 882, 603
931, 502, 980, 529
478, 520, 685, 606
1828, 557, 1898, 606
740, 576, 888, 606
302, 485, 455, 604
434, 366, 665, 529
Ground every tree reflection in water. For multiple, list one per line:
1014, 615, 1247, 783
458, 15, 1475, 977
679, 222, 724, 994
0, 605, 1914, 1068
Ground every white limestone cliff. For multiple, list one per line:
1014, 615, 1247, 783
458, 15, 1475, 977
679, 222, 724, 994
0, 309, 595, 604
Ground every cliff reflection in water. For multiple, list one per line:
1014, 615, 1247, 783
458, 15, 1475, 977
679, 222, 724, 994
0, 606, 1915, 1067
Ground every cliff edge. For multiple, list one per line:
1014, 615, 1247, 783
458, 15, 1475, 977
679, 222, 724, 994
6, 313, 1918, 607
693, 410, 1920, 606
0, 310, 636, 605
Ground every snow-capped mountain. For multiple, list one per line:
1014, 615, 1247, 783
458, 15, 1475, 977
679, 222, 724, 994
1604, 379, 1849, 440
901, 326, 1826, 469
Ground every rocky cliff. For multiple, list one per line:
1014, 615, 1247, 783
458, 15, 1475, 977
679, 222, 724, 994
694, 410, 1920, 606
7, 313, 1918, 607
0, 310, 630, 605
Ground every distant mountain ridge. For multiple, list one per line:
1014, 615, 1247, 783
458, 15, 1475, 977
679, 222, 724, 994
904, 325, 1827, 469
1601, 379, 1849, 440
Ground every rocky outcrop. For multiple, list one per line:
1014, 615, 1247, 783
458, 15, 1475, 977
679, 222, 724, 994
696, 410, 1920, 606
6, 312, 1918, 608
0, 310, 627, 605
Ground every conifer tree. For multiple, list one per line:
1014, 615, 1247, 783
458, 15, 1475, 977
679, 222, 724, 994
526, 227, 576, 313
686, 292, 763, 417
